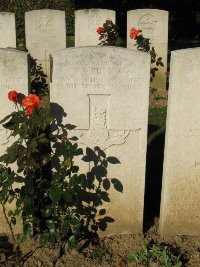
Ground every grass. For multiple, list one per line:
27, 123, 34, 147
66, 38, 75, 47
147, 106, 167, 145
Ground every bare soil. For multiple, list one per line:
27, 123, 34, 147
0, 219, 200, 267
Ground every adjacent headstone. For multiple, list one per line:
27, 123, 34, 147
0, 12, 16, 48
0, 49, 29, 234
25, 9, 66, 78
159, 48, 200, 235
127, 9, 168, 90
75, 9, 116, 47
50, 47, 150, 234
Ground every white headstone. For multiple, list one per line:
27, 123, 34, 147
0, 49, 29, 234
75, 9, 116, 47
0, 12, 16, 48
159, 48, 200, 235
127, 9, 168, 90
50, 47, 150, 234
25, 9, 66, 77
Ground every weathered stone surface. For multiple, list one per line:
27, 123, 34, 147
50, 47, 150, 234
0, 49, 29, 234
127, 9, 168, 90
25, 9, 66, 77
0, 12, 16, 48
75, 9, 116, 47
159, 48, 200, 235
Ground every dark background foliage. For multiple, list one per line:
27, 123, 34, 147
0, 0, 199, 50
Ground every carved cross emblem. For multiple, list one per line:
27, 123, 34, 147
71, 94, 140, 150
39, 17, 52, 31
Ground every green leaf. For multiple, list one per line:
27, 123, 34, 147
24, 223, 32, 236
14, 176, 24, 183
62, 191, 72, 202
0, 114, 12, 124
38, 133, 46, 139
79, 174, 87, 189
38, 137, 48, 144
8, 210, 13, 217
46, 220, 55, 231
3, 120, 15, 130
44, 207, 52, 217
11, 217, 16, 225
49, 187, 62, 204
74, 148, 83, 156
29, 139, 38, 151
0, 154, 8, 163
62, 220, 69, 235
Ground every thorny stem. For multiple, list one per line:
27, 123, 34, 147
1, 203, 21, 265
1, 203, 16, 243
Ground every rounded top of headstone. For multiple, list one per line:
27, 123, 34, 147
172, 47, 200, 55
25, 9, 65, 16
51, 46, 150, 60
0, 48, 28, 56
75, 8, 115, 13
127, 9, 168, 14
0, 12, 15, 16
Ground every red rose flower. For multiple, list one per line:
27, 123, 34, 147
105, 20, 110, 24
8, 90, 18, 103
25, 107, 33, 115
130, 27, 142, 40
96, 26, 103, 34
22, 94, 40, 115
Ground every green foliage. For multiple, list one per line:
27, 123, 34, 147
134, 33, 164, 82
0, 93, 121, 252
127, 242, 183, 267
30, 55, 48, 97
97, 20, 119, 46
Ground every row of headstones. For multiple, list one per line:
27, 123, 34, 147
0, 9, 168, 90
0, 46, 200, 236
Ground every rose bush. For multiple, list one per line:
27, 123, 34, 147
129, 27, 164, 82
0, 90, 119, 255
96, 20, 118, 46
